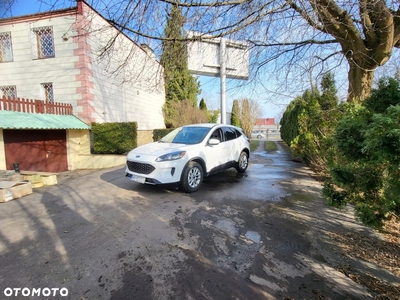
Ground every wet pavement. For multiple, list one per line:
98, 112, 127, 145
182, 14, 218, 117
0, 139, 397, 299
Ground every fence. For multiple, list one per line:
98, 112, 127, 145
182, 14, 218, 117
0, 96, 73, 115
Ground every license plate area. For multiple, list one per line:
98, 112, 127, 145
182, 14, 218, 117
129, 174, 146, 184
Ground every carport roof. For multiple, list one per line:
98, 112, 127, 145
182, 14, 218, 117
0, 110, 91, 130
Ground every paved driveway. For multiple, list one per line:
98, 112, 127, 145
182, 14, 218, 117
0, 141, 393, 299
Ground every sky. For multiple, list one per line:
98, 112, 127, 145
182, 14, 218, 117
2, 0, 71, 16
3, 0, 289, 120
196, 76, 287, 120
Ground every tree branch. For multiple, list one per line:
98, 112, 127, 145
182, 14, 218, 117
204, 2, 288, 37
359, 0, 377, 45
286, 0, 326, 33
159, 0, 247, 7
391, 7, 400, 47
306, 0, 369, 70
108, 1, 288, 42
250, 39, 338, 47
367, 1, 394, 65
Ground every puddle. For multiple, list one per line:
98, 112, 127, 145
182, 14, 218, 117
247, 164, 288, 180
255, 152, 273, 159
245, 231, 261, 243
214, 219, 239, 238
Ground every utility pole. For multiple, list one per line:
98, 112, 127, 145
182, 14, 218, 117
220, 38, 226, 124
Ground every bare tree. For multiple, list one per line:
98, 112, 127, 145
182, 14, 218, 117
26, 0, 400, 102
286, 1, 400, 101
166, 99, 208, 127
240, 99, 252, 137
238, 98, 262, 137
1, 0, 15, 18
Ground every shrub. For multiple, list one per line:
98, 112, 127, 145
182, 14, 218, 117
280, 73, 341, 174
322, 181, 347, 208
328, 77, 400, 227
153, 128, 175, 141
91, 122, 137, 154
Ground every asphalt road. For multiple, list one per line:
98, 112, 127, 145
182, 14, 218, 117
0, 140, 394, 299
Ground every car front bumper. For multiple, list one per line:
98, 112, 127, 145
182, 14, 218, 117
125, 158, 186, 185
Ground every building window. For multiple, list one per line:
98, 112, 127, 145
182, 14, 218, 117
0, 32, 13, 62
32, 26, 55, 59
41, 83, 54, 102
0, 85, 17, 99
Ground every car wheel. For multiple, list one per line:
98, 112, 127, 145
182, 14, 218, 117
180, 161, 203, 193
236, 151, 248, 173
257, 134, 262, 139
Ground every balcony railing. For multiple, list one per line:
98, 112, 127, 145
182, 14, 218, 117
0, 96, 73, 115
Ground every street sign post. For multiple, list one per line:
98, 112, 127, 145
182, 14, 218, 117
187, 31, 249, 124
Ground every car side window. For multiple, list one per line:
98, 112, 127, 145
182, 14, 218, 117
210, 129, 222, 142
234, 128, 242, 137
223, 127, 237, 141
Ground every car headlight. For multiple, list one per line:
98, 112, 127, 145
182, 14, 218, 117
156, 151, 186, 162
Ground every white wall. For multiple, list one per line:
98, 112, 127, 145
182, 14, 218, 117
0, 14, 81, 107
0, 4, 166, 131
79, 3, 166, 130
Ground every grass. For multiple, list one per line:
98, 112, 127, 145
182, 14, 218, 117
265, 141, 278, 151
250, 140, 258, 151
250, 140, 278, 152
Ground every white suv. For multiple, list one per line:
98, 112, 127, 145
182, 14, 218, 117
126, 123, 250, 192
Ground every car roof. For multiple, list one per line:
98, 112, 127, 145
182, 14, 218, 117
182, 123, 218, 128
182, 123, 239, 129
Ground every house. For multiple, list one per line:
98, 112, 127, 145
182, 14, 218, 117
253, 118, 279, 132
0, 0, 165, 172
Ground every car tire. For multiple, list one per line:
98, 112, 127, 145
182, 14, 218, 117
236, 151, 248, 173
257, 135, 262, 139
180, 161, 203, 193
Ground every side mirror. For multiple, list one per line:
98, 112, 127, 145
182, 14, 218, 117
208, 138, 220, 145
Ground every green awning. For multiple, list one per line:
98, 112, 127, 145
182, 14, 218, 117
0, 111, 91, 130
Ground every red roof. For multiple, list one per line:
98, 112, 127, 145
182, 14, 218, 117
255, 118, 275, 125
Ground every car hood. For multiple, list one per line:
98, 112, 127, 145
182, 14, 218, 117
127, 142, 191, 157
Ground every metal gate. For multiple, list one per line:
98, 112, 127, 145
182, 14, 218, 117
4, 129, 68, 173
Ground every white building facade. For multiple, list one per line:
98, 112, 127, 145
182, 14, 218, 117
0, 0, 165, 144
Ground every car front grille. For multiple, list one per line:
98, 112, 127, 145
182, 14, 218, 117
126, 161, 155, 175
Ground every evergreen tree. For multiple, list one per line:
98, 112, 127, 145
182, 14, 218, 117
365, 77, 400, 114
280, 96, 304, 146
320, 72, 338, 111
160, 4, 200, 127
280, 72, 340, 173
326, 76, 400, 227
208, 110, 219, 123
199, 98, 207, 110
231, 100, 241, 127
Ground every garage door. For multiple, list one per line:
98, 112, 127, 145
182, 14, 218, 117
4, 130, 68, 173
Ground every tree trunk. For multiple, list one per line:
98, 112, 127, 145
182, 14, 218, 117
347, 60, 374, 102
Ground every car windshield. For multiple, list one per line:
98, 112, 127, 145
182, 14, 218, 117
160, 126, 211, 144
